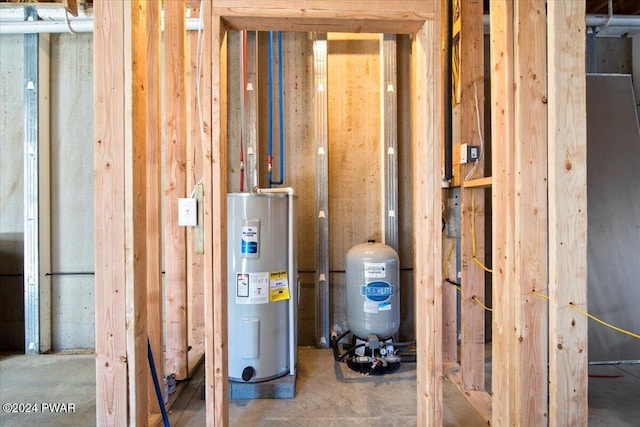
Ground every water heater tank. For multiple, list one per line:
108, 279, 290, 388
227, 192, 296, 383
345, 241, 400, 340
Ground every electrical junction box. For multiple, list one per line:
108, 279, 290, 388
178, 198, 197, 226
460, 143, 480, 164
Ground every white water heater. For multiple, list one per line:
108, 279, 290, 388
345, 240, 400, 340
227, 191, 297, 382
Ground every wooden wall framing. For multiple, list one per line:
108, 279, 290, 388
93, 0, 588, 425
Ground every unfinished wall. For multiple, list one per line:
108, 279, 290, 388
49, 33, 94, 350
586, 74, 640, 362
0, 34, 25, 351
226, 32, 415, 346
0, 32, 94, 351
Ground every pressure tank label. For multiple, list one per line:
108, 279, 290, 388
241, 219, 259, 258
269, 271, 290, 301
364, 262, 386, 279
361, 281, 394, 302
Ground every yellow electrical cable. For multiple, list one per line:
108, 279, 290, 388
444, 241, 455, 278
473, 257, 493, 273
471, 191, 493, 273
531, 291, 549, 300
530, 292, 640, 340
472, 295, 493, 312
568, 303, 640, 340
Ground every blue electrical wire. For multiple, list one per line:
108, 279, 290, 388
148, 337, 170, 427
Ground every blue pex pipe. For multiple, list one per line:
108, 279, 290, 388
267, 31, 285, 187
267, 31, 274, 187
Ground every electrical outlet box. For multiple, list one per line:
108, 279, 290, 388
460, 143, 480, 164
178, 198, 197, 226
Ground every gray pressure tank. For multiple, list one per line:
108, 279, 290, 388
227, 193, 294, 382
345, 241, 400, 340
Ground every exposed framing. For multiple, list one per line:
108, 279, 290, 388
204, 1, 440, 425
93, 1, 589, 426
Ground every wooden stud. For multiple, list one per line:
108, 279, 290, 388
491, 1, 551, 424
444, 363, 492, 424
547, 1, 588, 426
413, 13, 443, 426
94, 0, 151, 423
458, 0, 486, 393
205, 11, 230, 427
513, 1, 549, 424
441, 229, 457, 363
490, 1, 517, 424
145, 0, 164, 415
187, 5, 206, 374
164, 0, 189, 380
128, 1, 150, 422
440, 2, 457, 366
94, 1, 129, 424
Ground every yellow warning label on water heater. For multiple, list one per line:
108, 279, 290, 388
269, 271, 290, 301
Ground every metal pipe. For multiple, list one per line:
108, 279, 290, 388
381, 34, 398, 251
443, 0, 453, 182
0, 15, 203, 34
312, 33, 330, 348
3, 10, 640, 35
480, 14, 640, 35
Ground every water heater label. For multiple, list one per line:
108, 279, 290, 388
235, 272, 269, 304
364, 262, 386, 279
241, 219, 259, 258
236, 273, 249, 298
361, 281, 394, 302
269, 271, 290, 301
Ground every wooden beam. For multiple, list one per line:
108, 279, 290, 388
204, 11, 229, 427
164, 0, 189, 381
128, 1, 150, 422
187, 5, 206, 375
458, 0, 486, 393
491, 1, 550, 424
513, 1, 549, 424
62, 0, 78, 17
212, 0, 434, 33
94, 1, 127, 422
441, 2, 457, 367
442, 225, 457, 363
94, 0, 150, 423
489, 1, 516, 424
444, 363, 492, 424
547, 1, 588, 426
413, 12, 443, 426
462, 177, 491, 188
145, 0, 164, 415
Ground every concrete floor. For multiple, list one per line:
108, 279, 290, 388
1, 349, 639, 426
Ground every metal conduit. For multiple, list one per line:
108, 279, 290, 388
313, 33, 329, 348
3, 12, 640, 35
